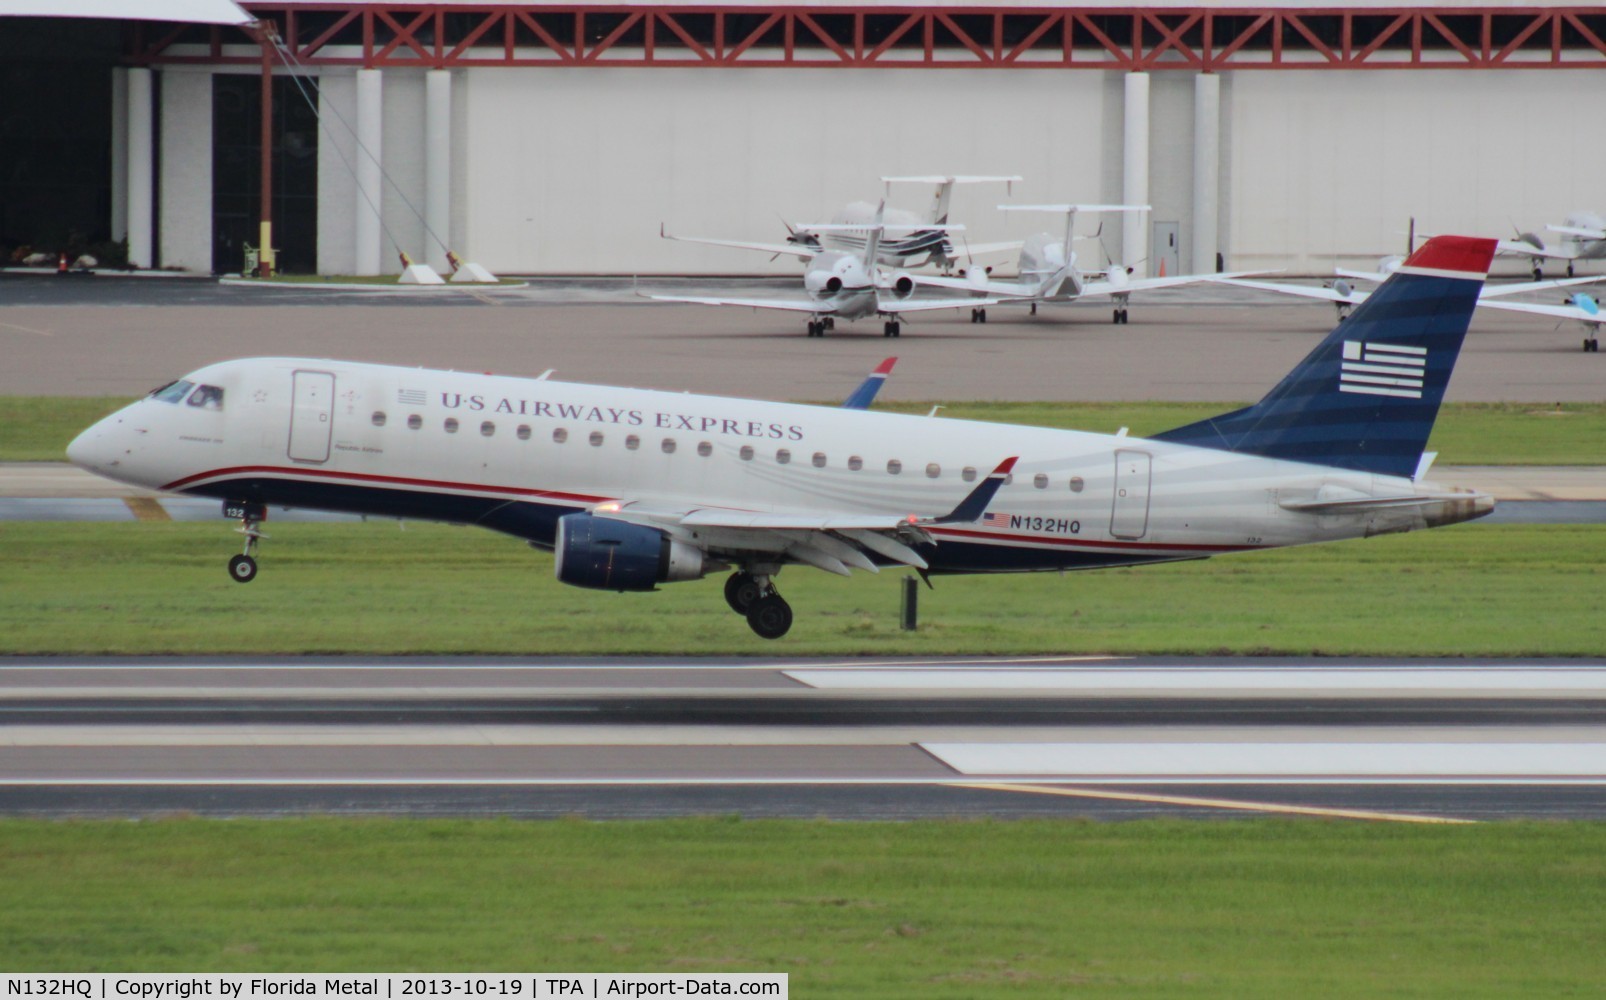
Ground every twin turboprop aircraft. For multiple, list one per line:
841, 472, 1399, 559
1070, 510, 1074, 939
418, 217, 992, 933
69, 236, 1498, 639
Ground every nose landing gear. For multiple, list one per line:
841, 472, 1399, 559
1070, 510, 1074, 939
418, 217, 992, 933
224, 500, 267, 583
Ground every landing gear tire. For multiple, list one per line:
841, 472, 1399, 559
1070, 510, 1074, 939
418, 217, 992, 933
1534, 265, 1544, 281
883, 321, 901, 338
1113, 308, 1128, 325
969, 308, 987, 324
807, 320, 824, 337
1587, 338, 1599, 353
724, 572, 762, 615
228, 554, 258, 583
1568, 262, 1576, 278
746, 593, 793, 640
1030, 303, 1038, 316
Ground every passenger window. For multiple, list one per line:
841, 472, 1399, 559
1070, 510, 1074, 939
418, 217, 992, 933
662, 438, 676, 454
926, 463, 941, 479
371, 411, 387, 427
1034, 474, 1048, 490
150, 380, 194, 404
589, 431, 604, 446
1069, 476, 1084, 493
1004, 474, 1014, 486
776, 449, 791, 465
739, 445, 754, 461
626, 435, 641, 451
444, 418, 459, 433
516, 425, 531, 440
481, 421, 496, 437
186, 385, 224, 410
962, 466, 977, 482
553, 428, 567, 443
848, 456, 863, 471
407, 414, 422, 430
887, 459, 902, 475
697, 441, 712, 457
812, 452, 826, 468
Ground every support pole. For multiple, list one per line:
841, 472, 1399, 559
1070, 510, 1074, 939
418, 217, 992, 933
355, 68, 384, 275
256, 20, 277, 277
1192, 73, 1221, 274
424, 69, 452, 273
125, 67, 154, 269
1122, 72, 1150, 278
110, 68, 129, 244
900, 575, 919, 631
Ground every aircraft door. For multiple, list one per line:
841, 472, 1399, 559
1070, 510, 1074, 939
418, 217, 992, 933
288, 369, 335, 463
1110, 449, 1152, 540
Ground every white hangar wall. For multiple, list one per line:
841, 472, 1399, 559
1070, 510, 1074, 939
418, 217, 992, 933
454, 67, 1110, 275
1225, 69, 1606, 274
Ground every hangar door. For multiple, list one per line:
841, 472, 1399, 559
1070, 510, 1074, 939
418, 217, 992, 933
1110, 450, 1152, 540
288, 370, 335, 463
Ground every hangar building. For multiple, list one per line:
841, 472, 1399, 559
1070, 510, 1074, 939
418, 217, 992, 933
10, 2, 1606, 276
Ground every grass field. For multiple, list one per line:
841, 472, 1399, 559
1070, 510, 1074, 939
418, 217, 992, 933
3, 521, 1601, 655
1, 818, 1602, 996
5, 396, 1605, 464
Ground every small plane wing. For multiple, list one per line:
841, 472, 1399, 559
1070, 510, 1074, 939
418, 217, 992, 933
955, 239, 1026, 260
589, 458, 1019, 575
1478, 298, 1604, 324
1477, 275, 1606, 299
1497, 237, 1575, 261
1081, 270, 1272, 299
876, 293, 1011, 313
659, 223, 818, 261
1220, 277, 1366, 305
1547, 223, 1606, 241
842, 357, 897, 410
647, 293, 834, 314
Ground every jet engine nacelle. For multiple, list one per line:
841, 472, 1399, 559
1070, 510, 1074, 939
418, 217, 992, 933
1332, 279, 1354, 299
892, 273, 916, 297
554, 513, 707, 592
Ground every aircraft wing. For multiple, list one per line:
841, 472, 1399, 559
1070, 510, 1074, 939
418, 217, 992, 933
1477, 299, 1604, 324
1477, 276, 1605, 300
659, 224, 818, 261
877, 294, 1012, 313
591, 458, 1018, 574
1082, 271, 1276, 299
1497, 238, 1575, 261
955, 240, 1025, 260
647, 293, 834, 314
1216, 277, 1367, 305
1547, 224, 1606, 241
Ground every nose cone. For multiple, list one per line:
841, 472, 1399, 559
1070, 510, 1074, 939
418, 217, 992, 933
67, 411, 132, 476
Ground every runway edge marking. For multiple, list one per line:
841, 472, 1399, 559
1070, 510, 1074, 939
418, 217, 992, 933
953, 782, 1479, 824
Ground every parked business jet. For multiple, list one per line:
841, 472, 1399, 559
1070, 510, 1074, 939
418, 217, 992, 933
68, 237, 1497, 639
904, 204, 1259, 324
663, 175, 1023, 272
654, 202, 1004, 336
1500, 212, 1606, 279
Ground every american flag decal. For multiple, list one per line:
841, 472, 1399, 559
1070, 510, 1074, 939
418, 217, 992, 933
981, 512, 1010, 527
397, 388, 428, 406
1339, 341, 1426, 399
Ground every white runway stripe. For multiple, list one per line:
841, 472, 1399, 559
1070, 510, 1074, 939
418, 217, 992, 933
786, 667, 1606, 694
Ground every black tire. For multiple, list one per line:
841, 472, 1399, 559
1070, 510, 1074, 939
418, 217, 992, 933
228, 554, 258, 583
746, 594, 793, 640
883, 322, 893, 338
1568, 263, 1576, 278
979, 309, 987, 324
1534, 266, 1543, 281
723, 572, 761, 615
1113, 309, 1121, 324
891, 323, 901, 338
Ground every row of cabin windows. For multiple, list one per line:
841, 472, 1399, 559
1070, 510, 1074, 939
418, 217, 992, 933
370, 410, 1087, 492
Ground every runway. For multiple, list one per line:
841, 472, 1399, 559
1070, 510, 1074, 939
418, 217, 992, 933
5, 657, 1605, 821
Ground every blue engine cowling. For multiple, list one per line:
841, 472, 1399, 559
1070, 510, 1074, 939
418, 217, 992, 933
553, 512, 707, 592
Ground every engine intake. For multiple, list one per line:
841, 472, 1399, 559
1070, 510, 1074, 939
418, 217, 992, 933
554, 513, 707, 592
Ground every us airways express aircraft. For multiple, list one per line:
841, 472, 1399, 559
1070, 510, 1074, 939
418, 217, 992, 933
68, 236, 1497, 639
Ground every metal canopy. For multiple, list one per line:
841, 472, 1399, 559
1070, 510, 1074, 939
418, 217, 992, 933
1, 0, 251, 25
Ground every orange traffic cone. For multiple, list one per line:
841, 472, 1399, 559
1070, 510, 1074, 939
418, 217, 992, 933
56, 252, 68, 275
1158, 258, 1167, 277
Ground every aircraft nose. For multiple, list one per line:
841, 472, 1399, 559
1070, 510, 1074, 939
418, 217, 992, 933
67, 414, 129, 473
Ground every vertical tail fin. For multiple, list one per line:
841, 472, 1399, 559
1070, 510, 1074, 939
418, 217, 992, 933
1152, 235, 1496, 478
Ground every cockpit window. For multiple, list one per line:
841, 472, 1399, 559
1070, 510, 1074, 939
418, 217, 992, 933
186, 385, 225, 410
150, 380, 194, 404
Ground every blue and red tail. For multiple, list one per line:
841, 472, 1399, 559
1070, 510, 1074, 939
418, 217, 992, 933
1153, 235, 1497, 478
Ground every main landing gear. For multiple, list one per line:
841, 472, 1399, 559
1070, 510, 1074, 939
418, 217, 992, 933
806, 317, 835, 337
1586, 335, 1599, 353
882, 320, 902, 338
224, 500, 266, 583
724, 569, 793, 639
1111, 294, 1130, 325
969, 307, 988, 324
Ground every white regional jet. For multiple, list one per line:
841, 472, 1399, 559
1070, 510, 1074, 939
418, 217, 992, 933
68, 236, 1497, 640
904, 204, 1259, 325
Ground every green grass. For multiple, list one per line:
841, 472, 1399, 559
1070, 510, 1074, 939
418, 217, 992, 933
1, 818, 1603, 996
3, 521, 1602, 655
9, 396, 1604, 464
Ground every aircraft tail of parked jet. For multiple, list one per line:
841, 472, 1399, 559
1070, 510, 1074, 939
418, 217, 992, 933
1154, 236, 1497, 478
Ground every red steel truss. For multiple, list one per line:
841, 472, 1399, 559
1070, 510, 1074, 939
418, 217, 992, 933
130, 6, 1606, 70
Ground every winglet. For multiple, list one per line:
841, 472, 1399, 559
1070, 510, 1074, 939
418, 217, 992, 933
842, 357, 898, 410
933, 457, 1017, 524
